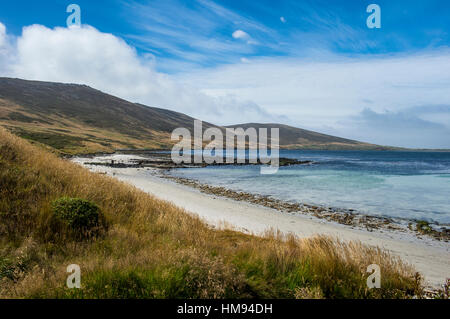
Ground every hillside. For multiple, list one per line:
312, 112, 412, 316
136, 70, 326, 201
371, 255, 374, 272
0, 127, 421, 298
0, 78, 220, 154
226, 123, 376, 150
0, 77, 379, 154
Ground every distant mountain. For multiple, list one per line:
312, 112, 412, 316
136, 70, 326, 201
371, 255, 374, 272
226, 123, 375, 150
0, 77, 381, 154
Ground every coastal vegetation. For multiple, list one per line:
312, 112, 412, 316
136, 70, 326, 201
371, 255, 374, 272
0, 127, 425, 298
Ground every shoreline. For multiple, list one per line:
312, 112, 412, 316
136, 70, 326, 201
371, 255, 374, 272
72, 156, 450, 289
75, 153, 450, 241
158, 171, 449, 241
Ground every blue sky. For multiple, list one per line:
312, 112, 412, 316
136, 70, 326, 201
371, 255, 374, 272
0, 1, 449, 148
1, 0, 449, 72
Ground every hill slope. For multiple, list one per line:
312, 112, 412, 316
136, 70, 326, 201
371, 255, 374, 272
0, 77, 378, 154
226, 123, 372, 150
0, 78, 219, 154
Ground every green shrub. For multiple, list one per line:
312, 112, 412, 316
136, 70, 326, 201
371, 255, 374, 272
0, 257, 16, 281
51, 197, 102, 238
416, 220, 432, 234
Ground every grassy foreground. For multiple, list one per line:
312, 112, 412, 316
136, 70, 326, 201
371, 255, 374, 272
0, 128, 422, 298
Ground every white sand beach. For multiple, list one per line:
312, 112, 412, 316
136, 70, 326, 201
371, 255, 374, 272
73, 159, 450, 289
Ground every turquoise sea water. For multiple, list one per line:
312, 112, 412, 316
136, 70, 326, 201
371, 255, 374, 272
168, 150, 450, 224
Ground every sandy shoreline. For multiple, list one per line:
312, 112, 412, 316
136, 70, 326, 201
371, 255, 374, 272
73, 158, 449, 289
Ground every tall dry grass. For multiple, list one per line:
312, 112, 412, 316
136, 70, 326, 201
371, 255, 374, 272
0, 127, 422, 298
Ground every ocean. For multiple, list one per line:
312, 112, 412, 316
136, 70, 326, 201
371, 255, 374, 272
168, 150, 450, 224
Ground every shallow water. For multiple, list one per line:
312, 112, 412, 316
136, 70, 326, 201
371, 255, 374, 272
169, 150, 450, 224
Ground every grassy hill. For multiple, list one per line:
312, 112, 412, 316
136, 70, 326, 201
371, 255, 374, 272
0, 77, 383, 155
0, 78, 222, 154
226, 123, 380, 150
0, 127, 422, 298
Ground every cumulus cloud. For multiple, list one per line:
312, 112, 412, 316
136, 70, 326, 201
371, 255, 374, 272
0, 23, 279, 125
13, 25, 170, 104
280, 17, 286, 23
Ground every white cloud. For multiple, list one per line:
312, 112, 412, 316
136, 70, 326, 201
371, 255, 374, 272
232, 30, 250, 40
0, 23, 280, 126
280, 17, 286, 23
232, 29, 258, 45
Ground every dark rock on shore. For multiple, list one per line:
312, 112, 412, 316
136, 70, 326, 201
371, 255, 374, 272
84, 152, 314, 169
